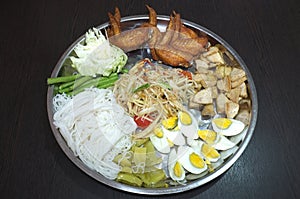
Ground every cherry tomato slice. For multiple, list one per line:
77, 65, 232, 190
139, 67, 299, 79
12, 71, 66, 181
134, 116, 152, 129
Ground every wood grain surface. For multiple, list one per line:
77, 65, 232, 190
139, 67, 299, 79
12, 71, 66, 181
0, 0, 299, 198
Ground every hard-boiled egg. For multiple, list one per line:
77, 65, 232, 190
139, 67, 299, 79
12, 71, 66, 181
211, 135, 236, 150
162, 116, 178, 130
208, 158, 224, 171
150, 127, 170, 154
198, 129, 235, 150
229, 127, 248, 145
199, 142, 220, 163
162, 127, 186, 146
168, 148, 185, 181
177, 146, 207, 174
178, 111, 198, 139
212, 118, 245, 136
220, 145, 238, 160
186, 138, 220, 163
197, 129, 219, 144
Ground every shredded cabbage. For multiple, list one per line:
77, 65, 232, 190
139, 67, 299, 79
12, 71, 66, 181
70, 28, 128, 76
53, 88, 136, 180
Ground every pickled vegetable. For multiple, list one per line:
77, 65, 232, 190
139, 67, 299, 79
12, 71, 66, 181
135, 169, 166, 186
116, 173, 143, 187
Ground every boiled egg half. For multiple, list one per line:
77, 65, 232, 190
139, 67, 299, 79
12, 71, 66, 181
212, 118, 245, 136
168, 148, 185, 181
178, 111, 199, 139
177, 146, 207, 174
198, 129, 236, 150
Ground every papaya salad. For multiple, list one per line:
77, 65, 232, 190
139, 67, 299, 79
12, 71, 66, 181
47, 8, 252, 189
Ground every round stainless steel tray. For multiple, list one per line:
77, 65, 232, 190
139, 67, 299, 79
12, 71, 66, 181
47, 15, 258, 195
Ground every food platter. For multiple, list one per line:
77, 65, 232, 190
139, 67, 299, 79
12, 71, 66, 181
47, 15, 258, 195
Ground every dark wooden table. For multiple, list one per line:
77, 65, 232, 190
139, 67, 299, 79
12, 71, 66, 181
1, 0, 299, 198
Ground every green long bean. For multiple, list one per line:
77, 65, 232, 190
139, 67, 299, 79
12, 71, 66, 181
47, 74, 80, 85
58, 76, 93, 93
70, 74, 119, 96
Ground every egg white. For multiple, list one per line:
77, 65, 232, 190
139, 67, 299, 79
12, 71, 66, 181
162, 127, 186, 146
177, 146, 207, 174
168, 148, 185, 181
220, 145, 238, 160
212, 135, 236, 150
178, 111, 199, 139
187, 138, 220, 163
199, 142, 220, 163
150, 134, 170, 154
212, 118, 245, 136
229, 127, 248, 145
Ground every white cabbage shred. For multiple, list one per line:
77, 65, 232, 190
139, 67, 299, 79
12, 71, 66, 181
53, 88, 137, 180
70, 28, 128, 76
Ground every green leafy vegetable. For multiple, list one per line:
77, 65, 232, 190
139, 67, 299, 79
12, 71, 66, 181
70, 28, 128, 76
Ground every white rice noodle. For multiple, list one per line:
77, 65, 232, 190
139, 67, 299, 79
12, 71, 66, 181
52, 88, 137, 180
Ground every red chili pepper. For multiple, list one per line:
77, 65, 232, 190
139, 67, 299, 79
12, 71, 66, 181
179, 70, 193, 80
134, 116, 152, 129
143, 58, 154, 66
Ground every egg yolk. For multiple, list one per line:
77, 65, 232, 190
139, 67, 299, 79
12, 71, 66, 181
154, 128, 164, 138
213, 118, 232, 129
162, 116, 178, 130
201, 143, 220, 159
189, 152, 205, 168
167, 138, 174, 147
198, 129, 217, 144
174, 162, 182, 177
179, 112, 192, 125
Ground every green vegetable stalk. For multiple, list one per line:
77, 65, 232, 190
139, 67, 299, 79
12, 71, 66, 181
70, 74, 118, 95
47, 74, 80, 85
47, 70, 124, 96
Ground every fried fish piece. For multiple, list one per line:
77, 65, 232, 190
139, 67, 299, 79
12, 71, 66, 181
146, 26, 161, 60
146, 5, 157, 26
154, 12, 196, 67
196, 36, 209, 48
155, 45, 193, 67
171, 17, 208, 55
141, 5, 161, 60
172, 37, 205, 56
180, 25, 199, 39
114, 7, 121, 28
154, 13, 194, 67
106, 6, 208, 67
108, 12, 120, 35
109, 27, 152, 52
108, 7, 152, 52
170, 12, 181, 42
157, 15, 175, 46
